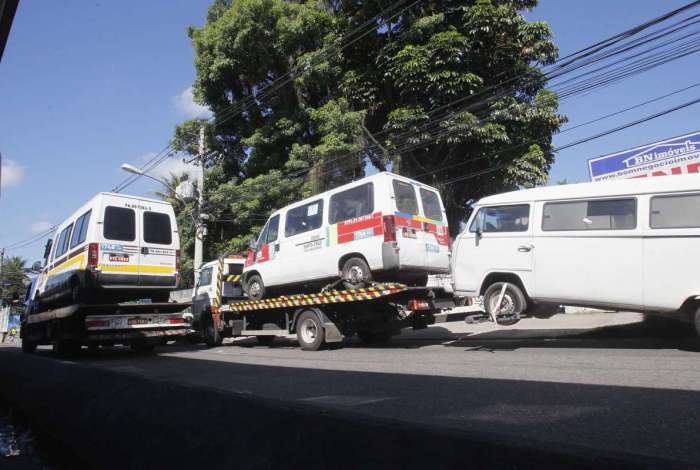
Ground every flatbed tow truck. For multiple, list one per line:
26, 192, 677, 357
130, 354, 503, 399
21, 301, 192, 356
201, 257, 439, 350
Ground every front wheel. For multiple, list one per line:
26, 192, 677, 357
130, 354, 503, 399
245, 274, 266, 300
203, 313, 223, 348
483, 282, 527, 326
296, 311, 325, 351
694, 307, 700, 337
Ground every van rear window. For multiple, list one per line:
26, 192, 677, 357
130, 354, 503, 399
393, 180, 419, 215
144, 211, 172, 245
104, 207, 135, 241
330, 183, 374, 224
420, 188, 443, 221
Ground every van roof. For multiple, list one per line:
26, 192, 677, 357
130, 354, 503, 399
98, 192, 172, 205
478, 173, 700, 206
276, 171, 440, 213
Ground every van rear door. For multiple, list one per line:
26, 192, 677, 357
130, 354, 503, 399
101, 204, 139, 286
392, 179, 427, 269
139, 205, 178, 288
418, 187, 450, 272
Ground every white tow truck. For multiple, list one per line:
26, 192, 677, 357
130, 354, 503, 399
192, 257, 439, 350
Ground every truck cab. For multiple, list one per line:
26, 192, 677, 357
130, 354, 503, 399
191, 256, 246, 330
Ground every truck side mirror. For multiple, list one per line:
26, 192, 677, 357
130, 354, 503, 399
475, 227, 482, 239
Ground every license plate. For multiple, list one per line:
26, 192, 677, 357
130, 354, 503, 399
109, 254, 129, 263
128, 317, 151, 326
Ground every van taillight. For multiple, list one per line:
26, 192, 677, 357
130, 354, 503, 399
175, 249, 181, 271
87, 243, 99, 269
382, 215, 396, 242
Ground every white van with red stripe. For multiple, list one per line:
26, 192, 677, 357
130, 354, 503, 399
242, 172, 450, 299
35, 193, 180, 310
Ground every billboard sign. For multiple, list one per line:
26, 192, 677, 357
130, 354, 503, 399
588, 130, 700, 181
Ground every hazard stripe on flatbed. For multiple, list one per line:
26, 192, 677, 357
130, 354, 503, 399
222, 283, 408, 312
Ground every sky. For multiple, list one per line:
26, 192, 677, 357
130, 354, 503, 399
1, 0, 699, 263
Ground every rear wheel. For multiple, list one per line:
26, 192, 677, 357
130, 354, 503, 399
483, 282, 527, 326
694, 307, 700, 337
341, 257, 372, 290
203, 313, 223, 348
296, 311, 325, 351
245, 274, 266, 300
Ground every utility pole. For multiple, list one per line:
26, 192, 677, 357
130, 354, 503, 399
194, 125, 205, 286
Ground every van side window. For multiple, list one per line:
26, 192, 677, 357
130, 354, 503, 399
144, 211, 172, 245
650, 193, 700, 228
330, 183, 374, 224
198, 267, 213, 287
266, 215, 280, 243
542, 198, 636, 231
104, 207, 135, 241
70, 210, 92, 249
393, 180, 419, 215
54, 224, 74, 259
285, 200, 323, 237
469, 205, 529, 233
420, 188, 443, 221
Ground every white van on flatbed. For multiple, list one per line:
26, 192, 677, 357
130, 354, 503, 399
35, 192, 180, 309
451, 174, 700, 333
243, 172, 450, 299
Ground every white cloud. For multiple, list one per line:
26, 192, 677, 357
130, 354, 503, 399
173, 86, 212, 119
0, 158, 24, 189
31, 221, 53, 233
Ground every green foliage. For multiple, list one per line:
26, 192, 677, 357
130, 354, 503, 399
1, 256, 29, 303
171, 0, 566, 269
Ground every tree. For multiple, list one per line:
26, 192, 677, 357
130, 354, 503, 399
174, 0, 565, 261
1, 256, 28, 304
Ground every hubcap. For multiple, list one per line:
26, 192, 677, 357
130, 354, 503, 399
300, 318, 318, 344
347, 265, 365, 284
490, 293, 515, 316
249, 281, 261, 297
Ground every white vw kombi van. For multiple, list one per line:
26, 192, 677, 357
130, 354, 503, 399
243, 172, 450, 299
452, 174, 700, 332
35, 193, 180, 309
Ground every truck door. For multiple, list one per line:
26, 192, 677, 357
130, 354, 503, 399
453, 204, 533, 294
392, 180, 426, 269
139, 207, 178, 289
252, 214, 282, 287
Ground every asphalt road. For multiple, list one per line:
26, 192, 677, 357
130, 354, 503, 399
5, 312, 700, 466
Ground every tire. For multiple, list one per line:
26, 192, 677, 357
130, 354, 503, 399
21, 338, 37, 354
694, 307, 700, 337
296, 311, 325, 351
256, 335, 275, 347
203, 313, 223, 348
483, 282, 527, 326
245, 274, 266, 300
341, 257, 372, 290
70, 280, 82, 305
357, 330, 392, 344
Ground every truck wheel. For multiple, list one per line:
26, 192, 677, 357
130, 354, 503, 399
203, 314, 223, 347
256, 335, 275, 347
483, 282, 527, 326
296, 311, 325, 351
246, 274, 266, 300
694, 307, 700, 337
21, 338, 37, 354
341, 257, 372, 290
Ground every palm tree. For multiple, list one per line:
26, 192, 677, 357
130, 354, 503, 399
1, 256, 28, 303
153, 172, 192, 208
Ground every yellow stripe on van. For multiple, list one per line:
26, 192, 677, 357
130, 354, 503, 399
48, 254, 86, 276
98, 264, 175, 274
